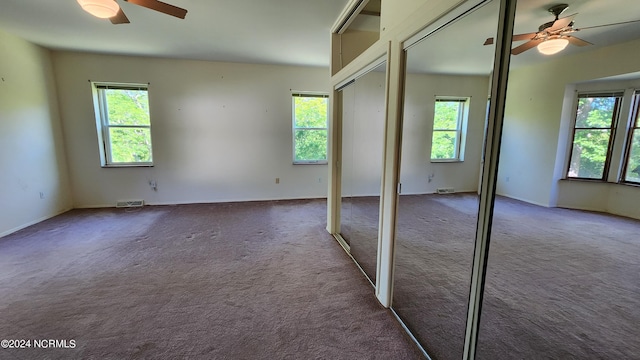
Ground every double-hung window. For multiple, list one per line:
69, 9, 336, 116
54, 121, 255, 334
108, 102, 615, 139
292, 93, 329, 164
92, 83, 153, 167
567, 93, 622, 180
431, 97, 469, 161
622, 92, 640, 184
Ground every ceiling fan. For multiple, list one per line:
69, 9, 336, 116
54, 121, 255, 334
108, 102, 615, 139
77, 0, 188, 24
484, 3, 640, 55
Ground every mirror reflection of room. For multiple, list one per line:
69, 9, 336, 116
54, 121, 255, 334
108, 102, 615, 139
477, 0, 640, 358
392, 2, 499, 359
327, 0, 640, 359
339, 62, 387, 283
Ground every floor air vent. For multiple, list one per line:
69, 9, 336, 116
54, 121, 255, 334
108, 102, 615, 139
436, 188, 455, 194
116, 200, 144, 208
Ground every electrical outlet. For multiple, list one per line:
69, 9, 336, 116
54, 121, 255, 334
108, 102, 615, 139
275, 178, 280, 184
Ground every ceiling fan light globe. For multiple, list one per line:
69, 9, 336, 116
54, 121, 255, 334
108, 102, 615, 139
77, 0, 120, 19
537, 38, 569, 55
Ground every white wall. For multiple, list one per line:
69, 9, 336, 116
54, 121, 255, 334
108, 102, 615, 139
497, 38, 640, 215
380, 0, 441, 37
552, 77, 640, 219
400, 73, 490, 194
52, 52, 330, 207
555, 181, 640, 219
341, 69, 387, 197
0, 30, 72, 237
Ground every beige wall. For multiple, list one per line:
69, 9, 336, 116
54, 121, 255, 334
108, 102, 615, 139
334, 30, 380, 74
0, 30, 72, 236
52, 52, 331, 208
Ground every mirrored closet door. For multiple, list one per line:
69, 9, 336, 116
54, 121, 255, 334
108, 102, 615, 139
392, 1, 499, 358
476, 0, 640, 358
338, 61, 387, 283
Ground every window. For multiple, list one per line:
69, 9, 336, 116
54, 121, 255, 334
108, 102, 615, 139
292, 93, 329, 164
431, 97, 469, 161
622, 93, 640, 184
92, 83, 153, 167
567, 93, 621, 180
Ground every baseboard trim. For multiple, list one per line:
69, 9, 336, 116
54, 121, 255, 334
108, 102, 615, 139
75, 196, 329, 209
495, 192, 550, 207
0, 207, 73, 238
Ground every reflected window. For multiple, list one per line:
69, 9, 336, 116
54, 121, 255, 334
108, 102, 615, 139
567, 93, 621, 180
431, 97, 469, 161
623, 92, 640, 184
292, 93, 329, 164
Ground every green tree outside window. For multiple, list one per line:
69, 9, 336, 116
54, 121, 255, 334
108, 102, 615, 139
431, 99, 467, 160
567, 95, 619, 179
104, 89, 153, 164
293, 94, 328, 163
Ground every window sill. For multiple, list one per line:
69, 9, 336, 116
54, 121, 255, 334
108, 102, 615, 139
561, 178, 640, 188
101, 164, 154, 168
620, 181, 640, 188
293, 161, 328, 165
430, 159, 463, 163
562, 177, 607, 183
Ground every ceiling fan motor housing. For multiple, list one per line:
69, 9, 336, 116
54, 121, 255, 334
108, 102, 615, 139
549, 3, 569, 18
539, 4, 570, 32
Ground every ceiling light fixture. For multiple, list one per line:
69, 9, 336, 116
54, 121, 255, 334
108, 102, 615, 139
537, 38, 569, 55
77, 0, 120, 19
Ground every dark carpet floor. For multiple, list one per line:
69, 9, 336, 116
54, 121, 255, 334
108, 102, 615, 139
0, 199, 423, 360
339, 196, 381, 284
390, 193, 640, 360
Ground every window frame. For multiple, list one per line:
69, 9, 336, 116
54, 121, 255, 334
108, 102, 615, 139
91, 82, 154, 168
621, 92, 640, 185
430, 96, 469, 162
565, 92, 622, 181
291, 92, 329, 165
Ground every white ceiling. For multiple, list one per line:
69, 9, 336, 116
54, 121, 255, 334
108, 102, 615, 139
407, 0, 640, 75
1, 0, 639, 72
0, 0, 350, 67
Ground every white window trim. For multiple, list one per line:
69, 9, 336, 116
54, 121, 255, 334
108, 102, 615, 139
430, 96, 469, 162
292, 91, 329, 165
91, 82, 153, 168
621, 90, 640, 184
565, 91, 624, 181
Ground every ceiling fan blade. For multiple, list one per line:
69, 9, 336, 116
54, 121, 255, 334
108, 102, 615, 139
124, 0, 187, 19
511, 39, 543, 55
575, 18, 640, 31
567, 36, 593, 47
513, 32, 539, 42
110, 8, 130, 24
548, 13, 576, 31
484, 32, 538, 45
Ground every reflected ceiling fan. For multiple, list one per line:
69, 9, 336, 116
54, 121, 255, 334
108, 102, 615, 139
77, 0, 187, 24
484, 3, 640, 55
